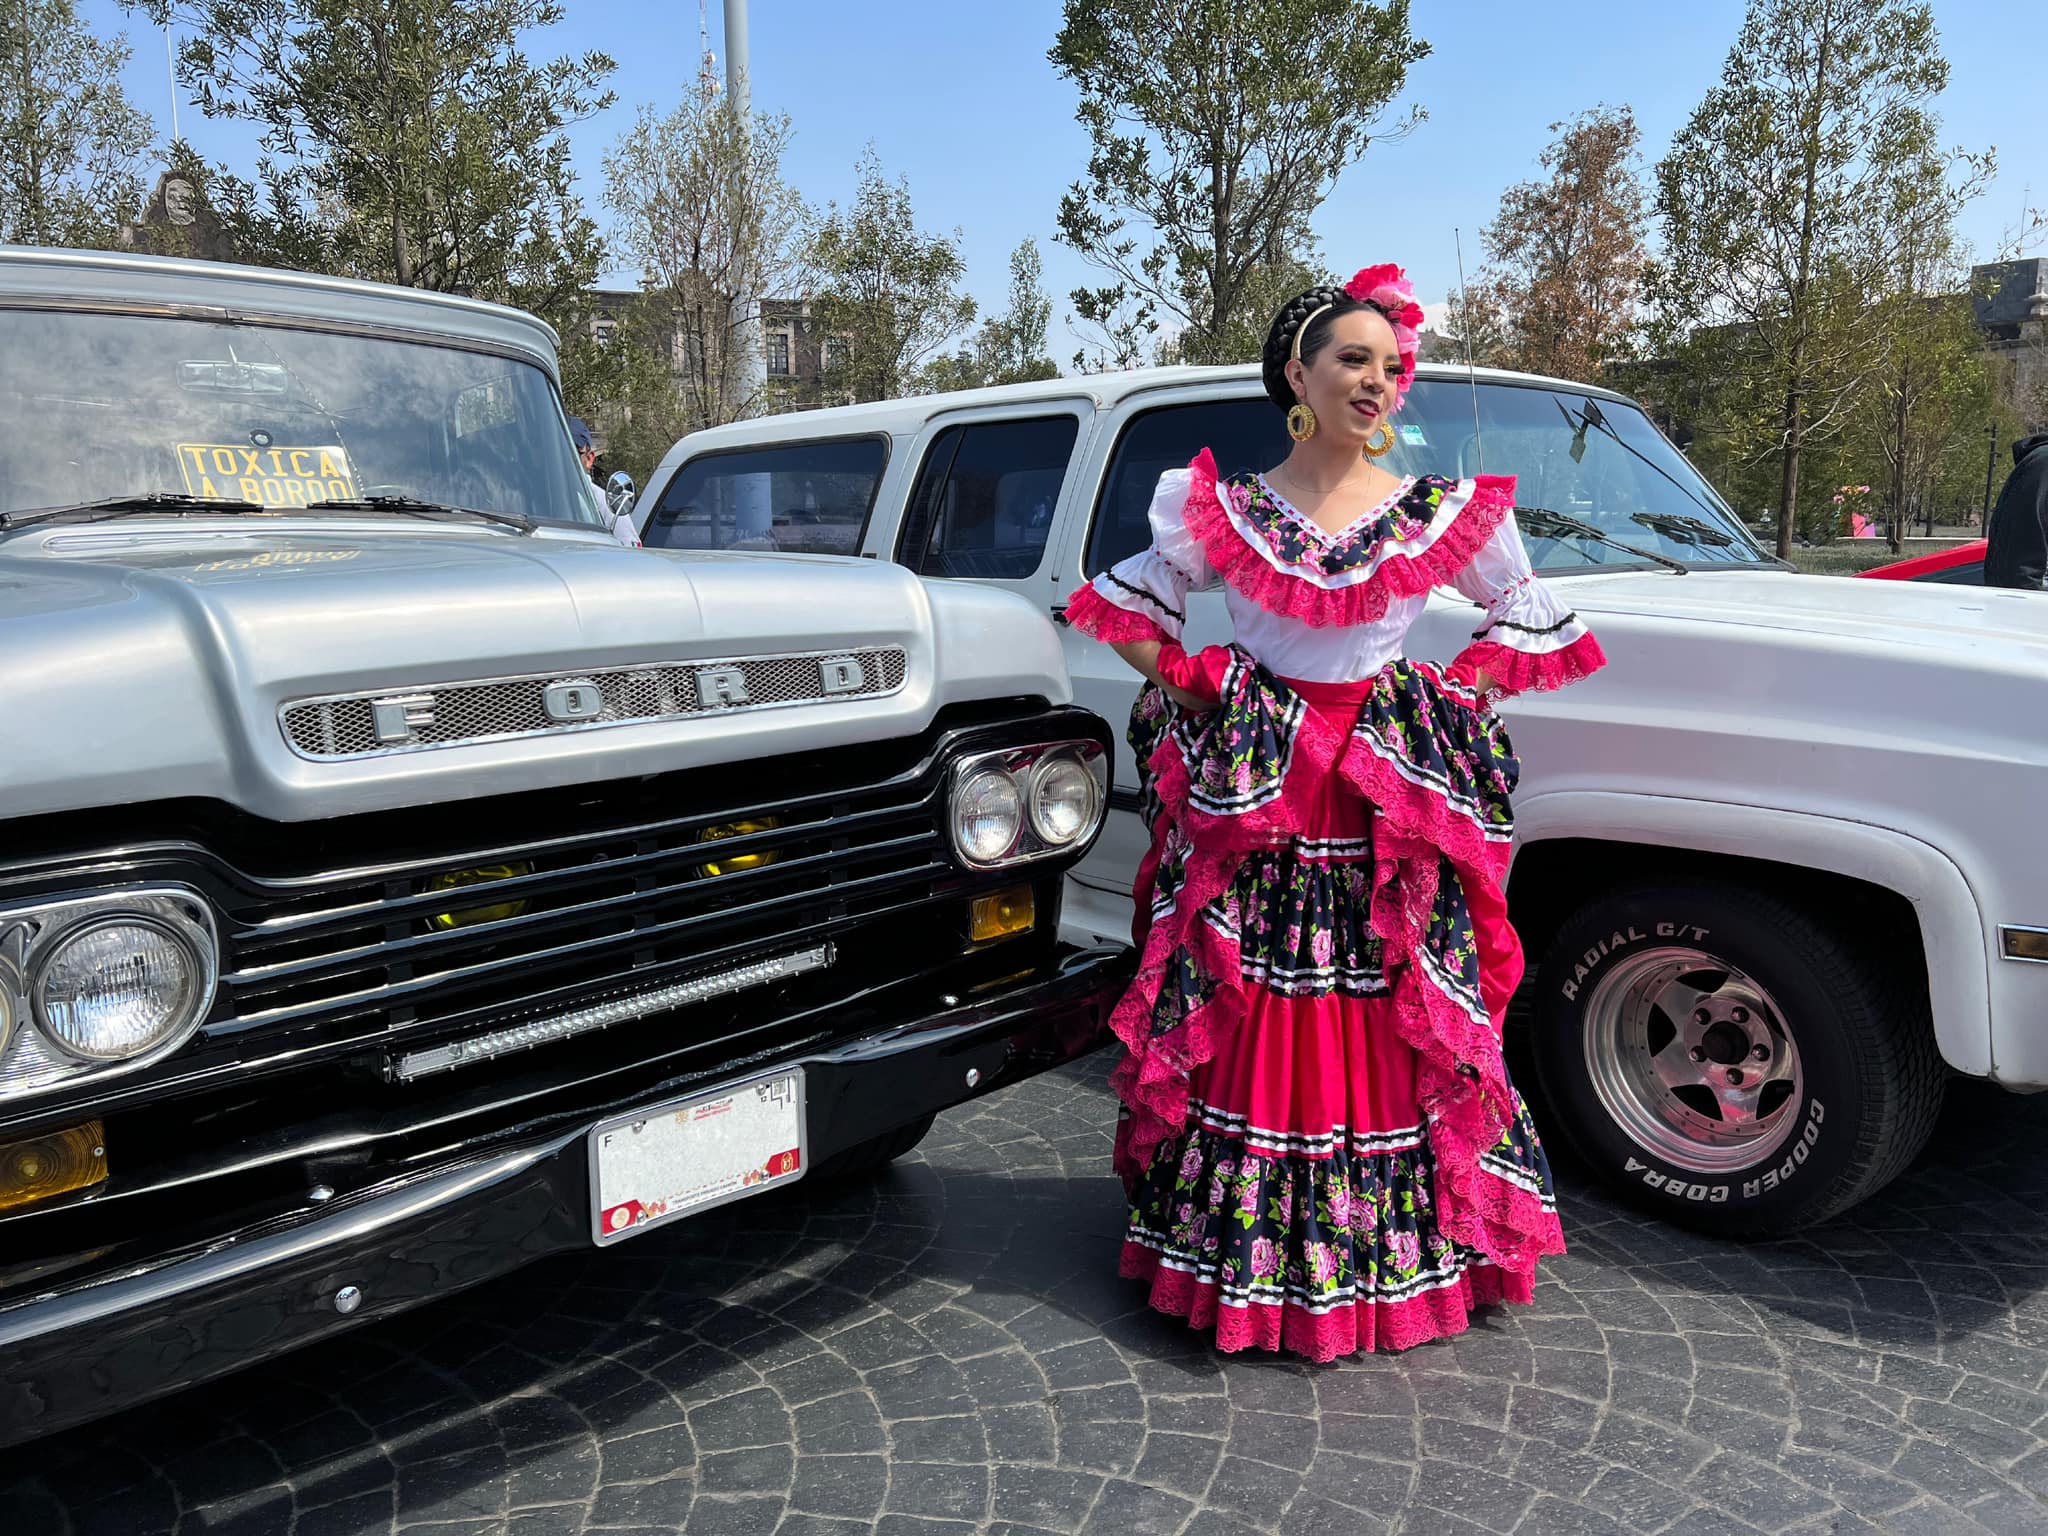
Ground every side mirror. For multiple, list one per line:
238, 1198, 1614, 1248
605, 470, 636, 519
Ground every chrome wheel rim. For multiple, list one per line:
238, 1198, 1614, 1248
1582, 946, 1803, 1174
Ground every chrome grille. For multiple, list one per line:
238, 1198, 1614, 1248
280, 647, 909, 760
216, 774, 946, 1034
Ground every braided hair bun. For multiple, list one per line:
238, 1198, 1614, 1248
1259, 285, 1369, 414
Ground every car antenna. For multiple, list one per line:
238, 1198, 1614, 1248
1455, 227, 1485, 474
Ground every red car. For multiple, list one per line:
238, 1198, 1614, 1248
1857, 539, 1986, 584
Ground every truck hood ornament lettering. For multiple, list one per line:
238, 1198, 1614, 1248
282, 648, 908, 760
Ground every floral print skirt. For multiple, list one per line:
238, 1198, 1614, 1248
1110, 651, 1565, 1361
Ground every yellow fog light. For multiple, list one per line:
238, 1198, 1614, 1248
425, 862, 531, 931
969, 886, 1036, 943
697, 818, 781, 878
0, 1120, 108, 1213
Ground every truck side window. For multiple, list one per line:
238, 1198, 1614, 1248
897, 415, 1078, 579
644, 436, 887, 556
1087, 399, 1289, 574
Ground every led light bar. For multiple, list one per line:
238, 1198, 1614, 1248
392, 945, 835, 1082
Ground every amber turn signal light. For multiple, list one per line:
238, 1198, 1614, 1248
0, 1119, 108, 1213
2002, 927, 2048, 963
969, 886, 1036, 943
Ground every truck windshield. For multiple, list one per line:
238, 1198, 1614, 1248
1088, 377, 1771, 576
0, 308, 603, 528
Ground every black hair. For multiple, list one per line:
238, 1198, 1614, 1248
1258, 286, 1389, 414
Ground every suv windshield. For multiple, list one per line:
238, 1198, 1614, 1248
0, 309, 602, 528
1089, 376, 1770, 576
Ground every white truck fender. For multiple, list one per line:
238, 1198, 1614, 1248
1512, 791, 1990, 1078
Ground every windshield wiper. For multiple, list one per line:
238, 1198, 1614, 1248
0, 492, 266, 531
303, 494, 535, 535
1631, 510, 1736, 547
1516, 506, 1690, 574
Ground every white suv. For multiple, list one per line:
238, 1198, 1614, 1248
639, 361, 2048, 1238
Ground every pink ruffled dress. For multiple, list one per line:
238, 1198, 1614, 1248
1065, 449, 1607, 1359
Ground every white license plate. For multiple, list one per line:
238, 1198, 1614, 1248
587, 1068, 806, 1245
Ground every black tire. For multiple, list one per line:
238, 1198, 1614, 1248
1529, 880, 1944, 1237
810, 1113, 938, 1183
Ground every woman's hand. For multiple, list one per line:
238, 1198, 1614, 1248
1109, 637, 1219, 712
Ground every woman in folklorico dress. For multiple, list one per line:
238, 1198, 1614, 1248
1063, 264, 1608, 1359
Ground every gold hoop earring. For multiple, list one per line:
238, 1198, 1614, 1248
1286, 403, 1317, 443
1361, 422, 1394, 458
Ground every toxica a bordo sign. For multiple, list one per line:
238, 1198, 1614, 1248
176, 442, 356, 506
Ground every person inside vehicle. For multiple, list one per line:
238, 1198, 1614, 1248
570, 415, 639, 549
1983, 430, 2048, 589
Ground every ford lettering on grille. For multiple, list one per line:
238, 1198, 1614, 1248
280, 647, 910, 760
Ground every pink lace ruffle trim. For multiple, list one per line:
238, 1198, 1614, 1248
1369, 833, 1564, 1278
1447, 631, 1609, 698
1108, 686, 1343, 1182
1336, 695, 1515, 892
1177, 449, 1516, 630
1122, 1244, 1531, 1361
1109, 662, 1565, 1283
1064, 582, 1173, 646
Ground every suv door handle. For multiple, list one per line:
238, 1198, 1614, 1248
1051, 605, 1070, 627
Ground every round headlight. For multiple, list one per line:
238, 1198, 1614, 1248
1029, 754, 1100, 845
33, 916, 207, 1061
954, 768, 1022, 863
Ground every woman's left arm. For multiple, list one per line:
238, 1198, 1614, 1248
1446, 505, 1608, 699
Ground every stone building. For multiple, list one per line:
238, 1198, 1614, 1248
1973, 257, 2048, 430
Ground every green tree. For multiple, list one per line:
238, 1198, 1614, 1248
1049, 0, 1426, 365
1862, 228, 2007, 549
604, 84, 807, 430
0, 0, 154, 247
1430, 277, 1516, 371
807, 148, 975, 403
1479, 105, 1648, 383
1065, 283, 1154, 374
589, 305, 701, 491
1156, 251, 1334, 368
1648, 0, 1988, 558
981, 238, 1060, 386
131, 0, 615, 381
918, 239, 1061, 394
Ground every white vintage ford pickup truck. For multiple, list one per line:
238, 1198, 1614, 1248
0, 246, 1124, 1445
639, 359, 2048, 1239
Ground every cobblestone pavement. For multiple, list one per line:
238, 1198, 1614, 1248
6, 1054, 2048, 1536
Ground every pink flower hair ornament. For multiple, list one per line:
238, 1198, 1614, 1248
1343, 263, 1426, 412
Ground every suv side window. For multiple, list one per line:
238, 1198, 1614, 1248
897, 415, 1079, 579
644, 436, 886, 555
1087, 398, 1289, 573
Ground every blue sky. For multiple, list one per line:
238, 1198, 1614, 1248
84, 0, 2046, 356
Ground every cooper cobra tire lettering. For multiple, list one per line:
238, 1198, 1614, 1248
1536, 878, 1942, 1238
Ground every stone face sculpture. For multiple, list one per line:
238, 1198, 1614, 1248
120, 169, 234, 261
